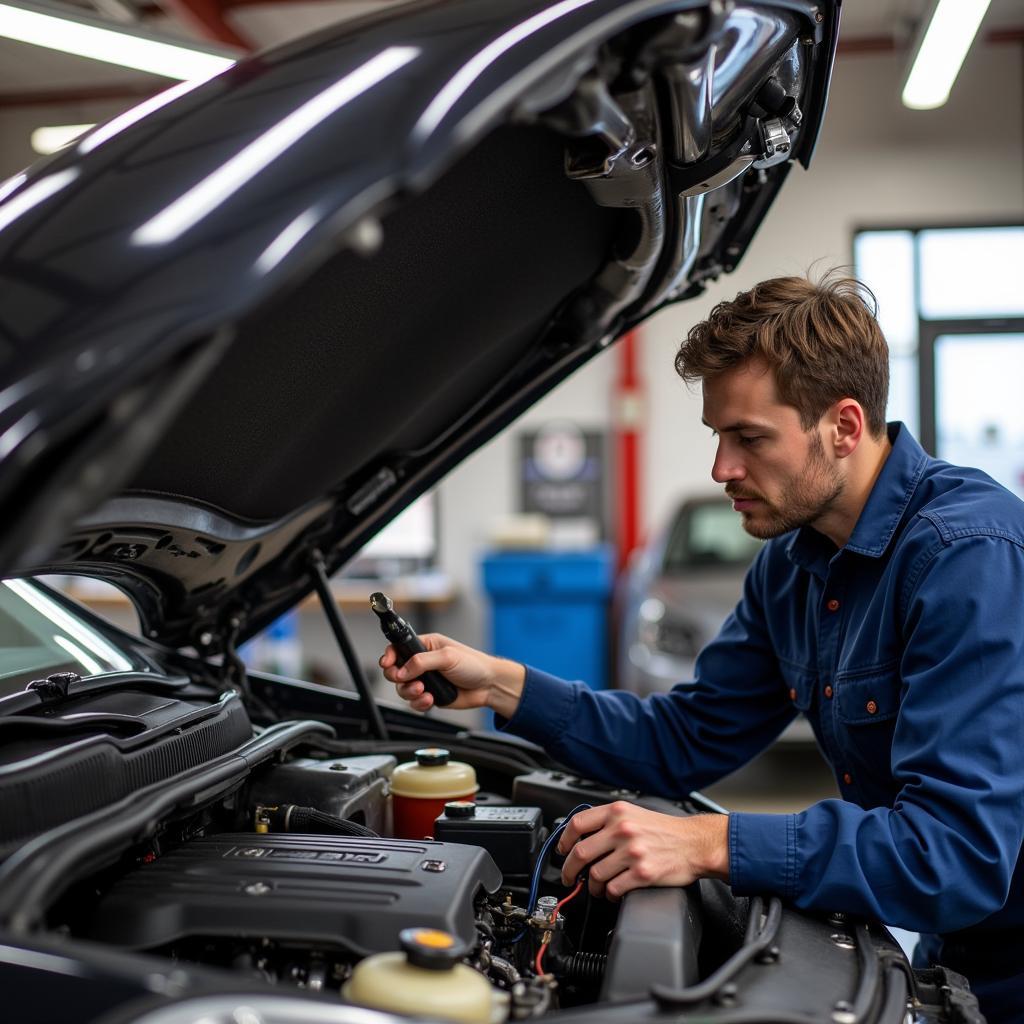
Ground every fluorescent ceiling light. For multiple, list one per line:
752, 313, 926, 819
902, 0, 991, 110
31, 123, 95, 154
0, 0, 238, 81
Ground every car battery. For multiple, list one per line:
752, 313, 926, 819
433, 802, 543, 877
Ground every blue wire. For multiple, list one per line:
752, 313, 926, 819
528, 803, 592, 909
511, 802, 592, 945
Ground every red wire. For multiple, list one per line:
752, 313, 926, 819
554, 879, 584, 915
534, 939, 547, 977
535, 879, 584, 977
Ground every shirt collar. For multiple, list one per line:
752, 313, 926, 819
786, 422, 929, 570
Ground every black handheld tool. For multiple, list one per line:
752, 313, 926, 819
370, 592, 459, 707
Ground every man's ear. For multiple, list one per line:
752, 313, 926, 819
830, 399, 864, 458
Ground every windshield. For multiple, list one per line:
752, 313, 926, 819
662, 500, 762, 572
0, 579, 139, 696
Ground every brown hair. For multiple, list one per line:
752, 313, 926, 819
675, 270, 889, 437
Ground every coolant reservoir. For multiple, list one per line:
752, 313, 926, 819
391, 747, 477, 839
344, 927, 493, 1024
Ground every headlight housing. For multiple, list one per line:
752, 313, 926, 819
637, 598, 702, 659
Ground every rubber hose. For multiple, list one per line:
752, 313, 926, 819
562, 951, 606, 985
281, 804, 379, 838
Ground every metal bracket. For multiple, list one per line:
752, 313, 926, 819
668, 129, 756, 197
542, 75, 636, 179
668, 114, 790, 197
753, 117, 792, 168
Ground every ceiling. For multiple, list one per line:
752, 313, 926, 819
0, 0, 1021, 106
839, 0, 1023, 39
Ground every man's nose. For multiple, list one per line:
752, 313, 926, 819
711, 443, 745, 484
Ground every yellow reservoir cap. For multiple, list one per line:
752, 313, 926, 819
391, 748, 478, 800
412, 929, 456, 949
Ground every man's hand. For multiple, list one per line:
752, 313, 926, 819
379, 632, 526, 717
556, 802, 730, 900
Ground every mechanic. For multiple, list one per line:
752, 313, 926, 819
380, 272, 1024, 1022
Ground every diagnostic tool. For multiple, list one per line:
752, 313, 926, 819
370, 592, 459, 707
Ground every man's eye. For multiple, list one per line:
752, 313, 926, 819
738, 435, 762, 446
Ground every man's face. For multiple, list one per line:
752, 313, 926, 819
701, 359, 843, 539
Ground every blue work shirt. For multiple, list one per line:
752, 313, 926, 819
501, 424, 1024, 1016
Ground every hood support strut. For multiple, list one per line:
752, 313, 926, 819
310, 552, 388, 741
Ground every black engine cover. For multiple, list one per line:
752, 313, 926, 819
87, 833, 502, 955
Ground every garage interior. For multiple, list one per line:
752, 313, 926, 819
3, 0, 1022, 822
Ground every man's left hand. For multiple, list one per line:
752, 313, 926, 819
556, 802, 730, 900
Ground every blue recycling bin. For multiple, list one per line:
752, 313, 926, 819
481, 545, 615, 692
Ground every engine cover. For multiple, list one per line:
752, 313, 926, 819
87, 833, 502, 956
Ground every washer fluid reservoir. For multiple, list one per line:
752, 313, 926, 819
344, 927, 493, 1024
391, 747, 477, 839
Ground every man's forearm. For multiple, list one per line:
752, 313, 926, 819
485, 657, 526, 719
692, 812, 731, 880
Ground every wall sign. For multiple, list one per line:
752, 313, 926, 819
519, 421, 606, 541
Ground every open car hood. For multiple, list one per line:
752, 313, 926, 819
0, 0, 839, 651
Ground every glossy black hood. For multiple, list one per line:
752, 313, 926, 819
0, 0, 840, 650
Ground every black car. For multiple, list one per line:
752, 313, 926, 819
0, 1, 981, 1021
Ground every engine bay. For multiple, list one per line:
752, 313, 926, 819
54, 747, 701, 1019
0, 676, 970, 1024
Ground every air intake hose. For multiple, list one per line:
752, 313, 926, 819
265, 804, 379, 838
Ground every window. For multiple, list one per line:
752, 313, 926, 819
918, 228, 1024, 320
342, 491, 438, 577
855, 224, 1024, 498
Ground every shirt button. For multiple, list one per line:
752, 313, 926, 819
826, 598, 840, 612
824, 685, 833, 699
865, 700, 878, 715
788, 688, 797, 701
842, 772, 852, 785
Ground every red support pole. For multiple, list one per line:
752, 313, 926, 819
613, 329, 644, 572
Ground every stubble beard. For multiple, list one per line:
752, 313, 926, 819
732, 432, 844, 540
